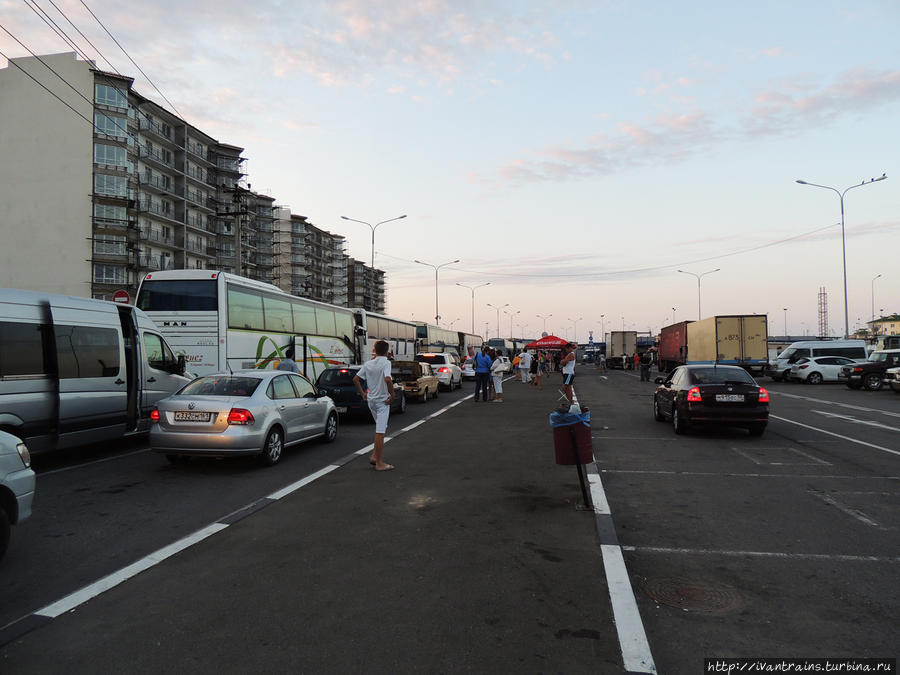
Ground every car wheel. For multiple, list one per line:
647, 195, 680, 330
653, 397, 665, 422
420, 389, 428, 403
397, 392, 407, 414
782, 370, 791, 382
0, 504, 10, 561
863, 373, 883, 391
322, 412, 338, 443
673, 406, 687, 434
806, 372, 823, 385
748, 423, 766, 437
259, 427, 284, 466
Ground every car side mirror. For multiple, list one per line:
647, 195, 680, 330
176, 354, 186, 375
316, 388, 329, 398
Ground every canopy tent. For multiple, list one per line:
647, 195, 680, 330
524, 334, 570, 350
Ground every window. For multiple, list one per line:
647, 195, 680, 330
267, 375, 297, 400
264, 296, 293, 333
93, 264, 126, 284
94, 173, 127, 196
55, 325, 120, 378
95, 83, 127, 108
315, 307, 335, 335
289, 374, 315, 397
292, 302, 317, 333
143, 333, 177, 371
0, 321, 47, 377
93, 203, 127, 224
94, 235, 126, 256
334, 312, 353, 340
181, 376, 260, 397
94, 112, 127, 137
228, 288, 264, 330
94, 143, 128, 167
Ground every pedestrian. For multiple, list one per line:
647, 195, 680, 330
512, 352, 521, 381
276, 346, 300, 373
473, 345, 493, 402
519, 348, 533, 384
533, 350, 544, 389
640, 351, 652, 381
561, 342, 577, 406
490, 349, 506, 402
633, 353, 640, 371
598, 352, 607, 373
353, 339, 396, 471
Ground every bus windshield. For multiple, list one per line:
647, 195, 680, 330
137, 280, 218, 311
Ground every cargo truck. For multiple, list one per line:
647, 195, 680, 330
658, 320, 694, 373
606, 331, 637, 369
679, 315, 769, 374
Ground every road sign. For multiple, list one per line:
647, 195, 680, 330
112, 290, 130, 304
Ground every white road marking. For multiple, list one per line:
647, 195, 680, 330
774, 391, 900, 418
809, 491, 884, 529
770, 415, 900, 458
731, 446, 832, 466
622, 545, 899, 563
811, 409, 900, 433
601, 469, 900, 480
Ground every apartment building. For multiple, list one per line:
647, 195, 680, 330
347, 258, 386, 313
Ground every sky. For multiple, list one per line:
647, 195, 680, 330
2, 0, 898, 342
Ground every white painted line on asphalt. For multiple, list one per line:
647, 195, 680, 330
785, 447, 832, 466
601, 544, 657, 673
267, 465, 340, 500
731, 447, 764, 465
622, 545, 900, 563
730, 447, 832, 467
588, 474, 611, 515
592, 436, 682, 441
811, 409, 900, 433
773, 391, 900, 418
809, 491, 884, 529
35, 523, 229, 619
602, 469, 900, 480
770, 414, 900, 458
399, 419, 427, 432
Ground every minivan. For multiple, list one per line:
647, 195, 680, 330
0, 289, 192, 455
766, 339, 868, 381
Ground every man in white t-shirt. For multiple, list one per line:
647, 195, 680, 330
518, 349, 533, 384
353, 340, 396, 471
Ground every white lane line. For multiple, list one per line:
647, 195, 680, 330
770, 414, 900, 458
731, 447, 764, 465
601, 469, 900, 480
622, 545, 899, 563
35, 523, 229, 618
809, 491, 884, 529
774, 391, 900, 418
588, 474, 611, 515
731, 447, 833, 467
592, 436, 682, 441
267, 465, 340, 500
811, 409, 900, 433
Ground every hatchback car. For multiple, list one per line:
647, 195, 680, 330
150, 370, 338, 466
415, 353, 463, 390
653, 364, 769, 436
789, 356, 861, 384
0, 430, 35, 560
316, 365, 406, 420
391, 360, 440, 402
461, 357, 476, 380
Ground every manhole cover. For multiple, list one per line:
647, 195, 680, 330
641, 577, 743, 614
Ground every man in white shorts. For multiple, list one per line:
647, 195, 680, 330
353, 340, 396, 471
518, 348, 532, 384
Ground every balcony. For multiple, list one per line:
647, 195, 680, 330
140, 229, 175, 246
185, 142, 214, 166
92, 216, 130, 231
137, 200, 181, 224
139, 118, 176, 145
138, 254, 174, 271
186, 213, 206, 230
142, 173, 182, 197
140, 145, 174, 170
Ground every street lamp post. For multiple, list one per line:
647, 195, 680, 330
488, 303, 509, 339
677, 268, 720, 319
783, 307, 788, 337
456, 282, 491, 334
505, 309, 520, 338
796, 174, 887, 338
536, 313, 552, 334
871, 274, 882, 326
449, 317, 461, 330
672, 307, 676, 324
340, 214, 407, 269
567, 317, 582, 344
414, 258, 459, 325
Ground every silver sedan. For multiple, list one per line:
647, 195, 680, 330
150, 370, 338, 466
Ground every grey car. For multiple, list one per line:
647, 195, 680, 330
0, 429, 35, 560
150, 370, 338, 466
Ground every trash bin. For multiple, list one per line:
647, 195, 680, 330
550, 409, 593, 465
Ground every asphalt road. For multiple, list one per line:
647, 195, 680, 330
1, 368, 897, 672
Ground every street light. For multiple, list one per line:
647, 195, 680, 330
536, 313, 552, 334
567, 317, 582, 344
672, 307, 676, 324
599, 314, 605, 343
414, 258, 459, 325
456, 282, 490, 334
796, 173, 887, 338
505, 309, 520, 338
488, 303, 509, 339
449, 317, 461, 330
871, 274, 882, 326
783, 307, 788, 337
340, 214, 407, 269
677, 268, 720, 319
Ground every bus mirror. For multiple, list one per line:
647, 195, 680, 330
355, 326, 367, 336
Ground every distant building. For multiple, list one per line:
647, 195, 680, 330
867, 314, 900, 338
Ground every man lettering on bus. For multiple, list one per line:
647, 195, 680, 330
354, 340, 396, 471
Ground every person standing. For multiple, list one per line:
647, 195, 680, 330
633, 353, 640, 371
353, 340, 396, 471
490, 349, 506, 402
640, 351, 652, 381
276, 346, 300, 373
519, 348, 533, 385
473, 345, 493, 402
561, 342, 577, 406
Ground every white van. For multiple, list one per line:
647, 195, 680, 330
766, 339, 867, 381
0, 289, 192, 455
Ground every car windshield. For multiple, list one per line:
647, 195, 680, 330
392, 364, 420, 377
779, 347, 796, 360
689, 368, 755, 385
415, 355, 446, 365
318, 369, 357, 386
868, 352, 892, 363
180, 376, 262, 397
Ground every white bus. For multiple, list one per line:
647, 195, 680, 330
358, 310, 417, 360
414, 322, 462, 357
136, 271, 363, 380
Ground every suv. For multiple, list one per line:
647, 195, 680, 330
415, 353, 462, 391
838, 349, 900, 390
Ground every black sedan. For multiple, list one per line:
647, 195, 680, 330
316, 366, 406, 421
653, 364, 769, 436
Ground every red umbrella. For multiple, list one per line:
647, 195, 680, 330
524, 334, 570, 349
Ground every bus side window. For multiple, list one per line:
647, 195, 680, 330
228, 288, 264, 330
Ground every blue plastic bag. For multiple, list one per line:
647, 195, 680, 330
549, 410, 591, 428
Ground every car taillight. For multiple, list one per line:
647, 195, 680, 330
227, 408, 255, 425
758, 388, 770, 403
438, 367, 450, 373
686, 387, 702, 402
852, 366, 864, 373
150, 408, 160, 423
799, 364, 809, 369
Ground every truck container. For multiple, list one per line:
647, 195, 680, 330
685, 315, 769, 374
658, 321, 693, 373
606, 331, 637, 369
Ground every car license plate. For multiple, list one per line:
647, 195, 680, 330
174, 411, 211, 422
336, 406, 348, 414
715, 394, 744, 402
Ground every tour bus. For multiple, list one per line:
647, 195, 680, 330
460, 332, 483, 358
414, 322, 463, 358
136, 271, 363, 381
0, 289, 190, 454
358, 310, 417, 360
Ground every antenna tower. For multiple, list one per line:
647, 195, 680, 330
817, 287, 828, 337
